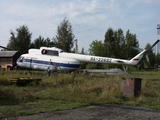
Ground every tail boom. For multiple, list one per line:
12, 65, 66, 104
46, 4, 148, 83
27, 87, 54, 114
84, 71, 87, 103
59, 40, 159, 66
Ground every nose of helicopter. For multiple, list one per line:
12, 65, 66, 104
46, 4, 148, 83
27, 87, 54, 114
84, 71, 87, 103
16, 56, 24, 66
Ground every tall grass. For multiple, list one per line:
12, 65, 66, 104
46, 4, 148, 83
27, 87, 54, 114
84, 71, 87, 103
1, 69, 160, 118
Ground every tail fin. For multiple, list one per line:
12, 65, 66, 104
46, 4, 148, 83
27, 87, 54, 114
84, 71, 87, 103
129, 40, 160, 65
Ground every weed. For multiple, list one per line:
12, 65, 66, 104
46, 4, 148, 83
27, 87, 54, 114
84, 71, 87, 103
1, 70, 160, 118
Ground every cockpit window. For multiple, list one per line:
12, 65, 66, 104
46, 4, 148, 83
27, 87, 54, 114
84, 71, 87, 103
60, 51, 63, 53
17, 57, 24, 62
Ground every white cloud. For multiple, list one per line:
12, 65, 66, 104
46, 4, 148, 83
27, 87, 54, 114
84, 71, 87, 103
126, 0, 160, 8
0, 0, 160, 51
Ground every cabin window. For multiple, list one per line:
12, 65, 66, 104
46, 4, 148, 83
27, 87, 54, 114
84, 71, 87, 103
42, 49, 46, 54
32, 60, 36, 63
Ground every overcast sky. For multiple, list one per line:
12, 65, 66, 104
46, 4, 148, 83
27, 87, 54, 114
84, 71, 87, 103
0, 0, 160, 52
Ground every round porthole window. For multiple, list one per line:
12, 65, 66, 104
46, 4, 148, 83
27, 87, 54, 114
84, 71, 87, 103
42, 49, 46, 54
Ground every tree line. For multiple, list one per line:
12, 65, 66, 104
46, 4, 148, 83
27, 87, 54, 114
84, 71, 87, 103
80, 28, 140, 69
6, 17, 75, 54
83, 28, 160, 69
5, 17, 160, 69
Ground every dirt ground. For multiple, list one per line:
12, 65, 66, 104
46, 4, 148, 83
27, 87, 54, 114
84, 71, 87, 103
2, 104, 160, 120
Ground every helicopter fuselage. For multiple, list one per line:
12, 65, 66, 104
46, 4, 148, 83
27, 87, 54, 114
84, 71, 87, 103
16, 40, 159, 72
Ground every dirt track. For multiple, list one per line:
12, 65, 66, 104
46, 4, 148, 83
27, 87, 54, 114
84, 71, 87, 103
3, 104, 160, 120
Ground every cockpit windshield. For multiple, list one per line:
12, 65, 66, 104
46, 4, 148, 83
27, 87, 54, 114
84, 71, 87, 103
17, 56, 24, 62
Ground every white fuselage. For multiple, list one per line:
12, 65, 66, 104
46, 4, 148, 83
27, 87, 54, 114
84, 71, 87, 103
17, 39, 159, 73
16, 47, 144, 72
16, 40, 160, 72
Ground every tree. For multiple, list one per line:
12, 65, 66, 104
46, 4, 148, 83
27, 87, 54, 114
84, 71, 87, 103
79, 47, 88, 69
7, 25, 32, 54
104, 28, 126, 59
81, 47, 85, 54
30, 36, 45, 49
104, 28, 114, 57
145, 43, 156, 67
89, 40, 104, 56
53, 17, 75, 52
113, 28, 125, 59
45, 37, 51, 47
125, 30, 139, 59
30, 36, 52, 49
87, 40, 105, 69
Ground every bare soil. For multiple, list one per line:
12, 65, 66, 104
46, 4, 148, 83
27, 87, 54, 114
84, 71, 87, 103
2, 104, 160, 120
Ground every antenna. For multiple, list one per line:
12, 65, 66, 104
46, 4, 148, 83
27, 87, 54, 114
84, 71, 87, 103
74, 39, 78, 53
157, 24, 160, 54
157, 24, 160, 36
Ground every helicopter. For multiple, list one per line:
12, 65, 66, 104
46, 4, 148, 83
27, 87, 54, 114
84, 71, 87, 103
15, 40, 159, 73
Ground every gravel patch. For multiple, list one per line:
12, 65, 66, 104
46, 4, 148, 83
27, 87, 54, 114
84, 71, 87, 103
2, 104, 160, 120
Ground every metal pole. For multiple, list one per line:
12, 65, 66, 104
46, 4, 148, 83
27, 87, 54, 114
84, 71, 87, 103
75, 39, 78, 53
156, 24, 160, 54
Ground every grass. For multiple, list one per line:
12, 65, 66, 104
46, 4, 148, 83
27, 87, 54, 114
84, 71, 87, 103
1, 69, 160, 118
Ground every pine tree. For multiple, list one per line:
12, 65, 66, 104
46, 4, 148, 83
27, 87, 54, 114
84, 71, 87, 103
104, 28, 114, 57
53, 17, 75, 52
125, 30, 139, 59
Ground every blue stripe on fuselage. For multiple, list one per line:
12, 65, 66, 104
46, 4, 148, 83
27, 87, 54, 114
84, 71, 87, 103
23, 58, 80, 68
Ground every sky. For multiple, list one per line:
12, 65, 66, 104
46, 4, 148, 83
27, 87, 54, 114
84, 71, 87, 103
0, 0, 160, 52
